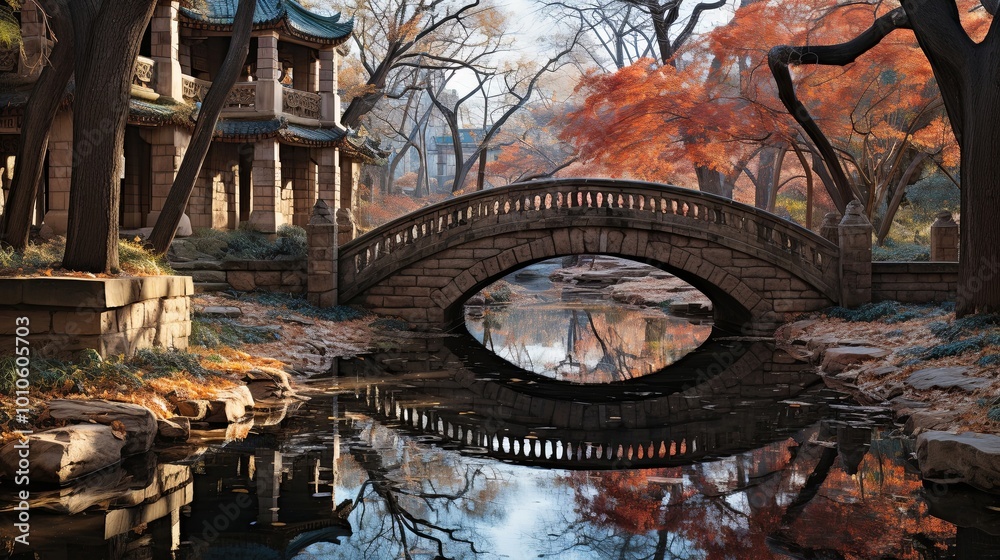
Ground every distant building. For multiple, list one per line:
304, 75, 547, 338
430, 128, 500, 192
0, 0, 386, 235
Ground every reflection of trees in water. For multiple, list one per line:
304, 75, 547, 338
550, 427, 955, 560
470, 304, 711, 382
329, 416, 507, 559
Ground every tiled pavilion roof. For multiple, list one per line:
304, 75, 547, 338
180, 0, 353, 46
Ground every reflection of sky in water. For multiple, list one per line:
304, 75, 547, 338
467, 303, 712, 383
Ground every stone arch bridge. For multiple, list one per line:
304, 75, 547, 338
322, 179, 858, 335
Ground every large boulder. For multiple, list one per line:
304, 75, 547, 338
0, 424, 126, 484
44, 399, 158, 456
820, 347, 890, 374
917, 431, 1000, 493
157, 417, 191, 442
905, 367, 993, 392
204, 386, 255, 423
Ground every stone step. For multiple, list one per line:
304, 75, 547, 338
169, 259, 224, 271
191, 270, 227, 283
194, 282, 231, 294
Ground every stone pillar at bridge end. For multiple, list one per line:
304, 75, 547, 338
930, 211, 959, 262
307, 199, 338, 308
838, 200, 872, 308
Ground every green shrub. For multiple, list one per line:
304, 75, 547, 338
119, 238, 174, 275
906, 175, 960, 223
988, 406, 1000, 423
872, 240, 930, 262
189, 317, 281, 348
217, 223, 307, 260
0, 237, 65, 270
826, 301, 901, 322
238, 292, 366, 322
928, 315, 1000, 341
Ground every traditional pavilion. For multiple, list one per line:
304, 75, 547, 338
0, 0, 386, 236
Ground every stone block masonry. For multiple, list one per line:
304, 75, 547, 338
221, 260, 307, 293
0, 276, 193, 358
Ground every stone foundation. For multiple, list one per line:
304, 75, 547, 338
0, 276, 193, 358
222, 259, 307, 293
872, 262, 958, 303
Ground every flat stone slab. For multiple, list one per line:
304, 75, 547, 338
45, 399, 158, 456
196, 306, 242, 318
917, 430, 1000, 493
821, 346, 890, 374
0, 424, 126, 484
905, 367, 992, 392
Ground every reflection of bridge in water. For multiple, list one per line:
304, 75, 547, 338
338, 334, 829, 469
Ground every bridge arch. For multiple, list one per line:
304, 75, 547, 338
338, 179, 840, 335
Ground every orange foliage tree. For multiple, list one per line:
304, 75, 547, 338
561, 0, 966, 235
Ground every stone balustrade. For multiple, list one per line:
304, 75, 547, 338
181, 75, 211, 102
133, 56, 155, 90
282, 88, 321, 119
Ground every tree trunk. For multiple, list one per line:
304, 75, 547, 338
475, 148, 487, 191
62, 0, 157, 273
695, 165, 732, 198
956, 110, 1000, 315
0, 0, 73, 252
148, 0, 256, 255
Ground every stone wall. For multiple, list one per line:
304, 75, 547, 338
872, 262, 958, 303
222, 259, 307, 293
0, 276, 193, 358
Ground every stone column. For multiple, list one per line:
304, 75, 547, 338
318, 47, 340, 125
41, 112, 73, 234
151, 1, 183, 98
146, 126, 192, 233
336, 207, 356, 246
819, 212, 841, 246
307, 199, 338, 307
317, 146, 340, 208
930, 211, 959, 262
256, 32, 282, 115
838, 200, 872, 308
249, 139, 283, 233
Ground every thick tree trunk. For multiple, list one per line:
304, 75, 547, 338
62, 0, 157, 273
956, 114, 1000, 316
0, 0, 73, 251
695, 165, 732, 198
148, 0, 256, 255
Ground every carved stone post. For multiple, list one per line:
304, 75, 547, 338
307, 199, 338, 307
336, 207, 357, 246
820, 212, 841, 246
838, 200, 872, 307
930, 211, 959, 262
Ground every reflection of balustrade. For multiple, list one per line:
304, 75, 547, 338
282, 88, 321, 119
224, 83, 256, 109
181, 75, 211, 101
133, 56, 154, 89
340, 179, 842, 296
0, 46, 17, 72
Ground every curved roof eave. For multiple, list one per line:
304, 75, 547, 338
180, 0, 353, 46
